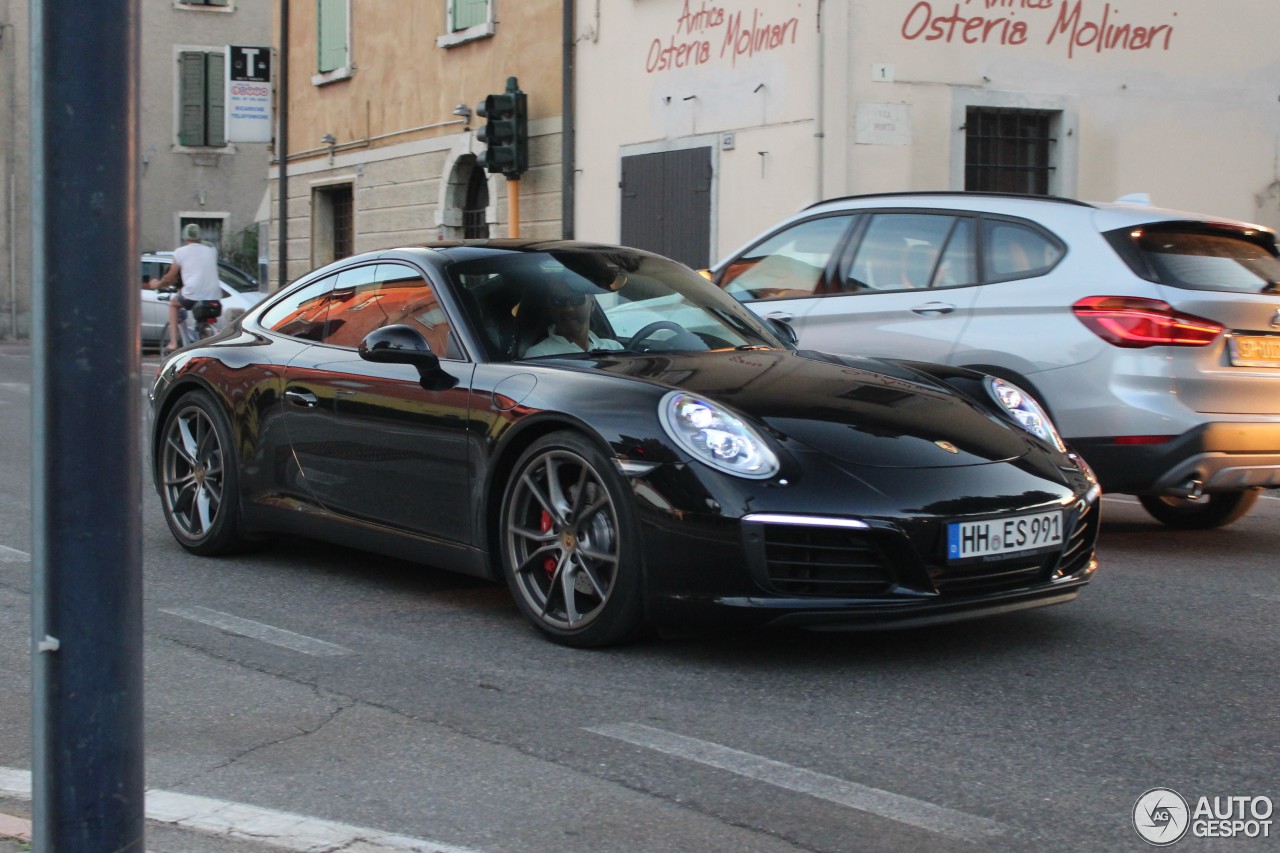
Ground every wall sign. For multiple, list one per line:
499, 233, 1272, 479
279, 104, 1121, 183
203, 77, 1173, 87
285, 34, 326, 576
226, 45, 272, 143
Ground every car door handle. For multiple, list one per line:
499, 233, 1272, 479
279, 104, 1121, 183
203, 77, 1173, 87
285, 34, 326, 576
284, 388, 318, 408
910, 301, 956, 316
764, 311, 794, 323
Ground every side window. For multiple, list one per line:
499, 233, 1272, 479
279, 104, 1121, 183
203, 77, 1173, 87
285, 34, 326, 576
845, 214, 960, 292
322, 264, 458, 358
718, 215, 854, 301
141, 261, 170, 283
934, 218, 977, 286
984, 220, 1063, 280
178, 50, 226, 147
317, 264, 381, 346
259, 274, 337, 341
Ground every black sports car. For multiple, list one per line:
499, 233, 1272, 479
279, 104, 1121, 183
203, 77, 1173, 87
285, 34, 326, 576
149, 240, 1100, 646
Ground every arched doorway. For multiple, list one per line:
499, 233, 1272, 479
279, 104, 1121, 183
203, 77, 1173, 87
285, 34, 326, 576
462, 161, 489, 239
441, 153, 490, 240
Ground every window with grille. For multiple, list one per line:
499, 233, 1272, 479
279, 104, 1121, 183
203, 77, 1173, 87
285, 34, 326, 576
313, 184, 354, 267
178, 51, 226, 147
180, 218, 224, 250
964, 108, 1058, 196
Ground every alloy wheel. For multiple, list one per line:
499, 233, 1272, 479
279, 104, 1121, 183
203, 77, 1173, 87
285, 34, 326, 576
505, 447, 621, 632
161, 403, 225, 542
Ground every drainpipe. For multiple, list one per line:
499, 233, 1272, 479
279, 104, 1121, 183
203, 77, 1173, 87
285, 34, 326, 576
561, 0, 575, 238
815, 0, 826, 202
8, 174, 14, 336
277, 0, 289, 292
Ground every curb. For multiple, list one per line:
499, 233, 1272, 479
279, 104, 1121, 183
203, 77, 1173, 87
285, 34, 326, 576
0, 811, 31, 843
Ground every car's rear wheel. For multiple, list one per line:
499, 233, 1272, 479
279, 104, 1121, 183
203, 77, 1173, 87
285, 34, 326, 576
500, 431, 645, 647
158, 390, 247, 554
1138, 490, 1260, 530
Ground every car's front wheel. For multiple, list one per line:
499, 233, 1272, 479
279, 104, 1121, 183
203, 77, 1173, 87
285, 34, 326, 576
1138, 489, 1261, 530
500, 431, 646, 647
158, 390, 247, 554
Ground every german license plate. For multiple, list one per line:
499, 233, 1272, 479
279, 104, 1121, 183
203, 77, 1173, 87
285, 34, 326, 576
1228, 335, 1280, 368
947, 510, 1063, 561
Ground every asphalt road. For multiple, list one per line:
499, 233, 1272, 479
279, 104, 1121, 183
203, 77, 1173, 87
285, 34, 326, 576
1, 344, 1277, 852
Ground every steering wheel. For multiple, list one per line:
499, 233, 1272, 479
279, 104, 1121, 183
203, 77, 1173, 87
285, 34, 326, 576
627, 320, 687, 351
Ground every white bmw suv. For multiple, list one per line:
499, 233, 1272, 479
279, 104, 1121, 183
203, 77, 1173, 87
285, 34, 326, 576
711, 192, 1280, 529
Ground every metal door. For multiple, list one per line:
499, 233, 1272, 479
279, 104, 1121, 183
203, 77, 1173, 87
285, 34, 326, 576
620, 147, 712, 269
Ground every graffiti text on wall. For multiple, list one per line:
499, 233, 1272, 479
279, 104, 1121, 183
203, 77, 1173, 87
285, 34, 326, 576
900, 0, 1176, 59
647, 1, 801, 73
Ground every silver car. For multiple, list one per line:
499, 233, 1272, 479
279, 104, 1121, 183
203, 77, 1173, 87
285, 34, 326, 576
140, 253, 265, 350
710, 192, 1280, 529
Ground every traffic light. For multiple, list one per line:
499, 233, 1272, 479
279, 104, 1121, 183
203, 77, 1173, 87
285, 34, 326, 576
476, 76, 528, 178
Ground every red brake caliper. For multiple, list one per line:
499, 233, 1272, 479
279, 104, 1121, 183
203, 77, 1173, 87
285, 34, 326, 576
540, 510, 556, 577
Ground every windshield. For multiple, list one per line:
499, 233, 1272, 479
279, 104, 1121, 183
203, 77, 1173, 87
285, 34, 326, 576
1107, 226, 1280, 294
447, 248, 785, 361
218, 262, 259, 293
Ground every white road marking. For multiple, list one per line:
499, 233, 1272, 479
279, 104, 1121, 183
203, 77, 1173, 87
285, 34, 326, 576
161, 606, 353, 657
0, 767, 483, 853
1101, 495, 1138, 504
587, 722, 1006, 843
0, 544, 29, 563
0, 382, 29, 394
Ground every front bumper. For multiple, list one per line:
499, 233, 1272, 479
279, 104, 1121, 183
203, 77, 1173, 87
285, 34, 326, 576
631, 460, 1101, 632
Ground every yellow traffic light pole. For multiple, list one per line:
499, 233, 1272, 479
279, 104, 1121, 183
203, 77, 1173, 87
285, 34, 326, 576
507, 176, 520, 238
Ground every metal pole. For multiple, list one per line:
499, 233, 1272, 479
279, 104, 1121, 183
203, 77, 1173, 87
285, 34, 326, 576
507, 176, 520, 238
277, 0, 289, 292
561, 0, 574, 239
30, 0, 145, 848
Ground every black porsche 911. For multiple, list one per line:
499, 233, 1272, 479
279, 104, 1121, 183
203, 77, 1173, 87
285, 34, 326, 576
149, 240, 1100, 647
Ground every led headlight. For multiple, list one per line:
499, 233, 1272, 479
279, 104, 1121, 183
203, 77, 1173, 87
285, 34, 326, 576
986, 377, 1065, 451
659, 391, 779, 479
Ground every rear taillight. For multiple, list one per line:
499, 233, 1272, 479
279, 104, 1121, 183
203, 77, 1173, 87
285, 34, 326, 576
1072, 296, 1224, 348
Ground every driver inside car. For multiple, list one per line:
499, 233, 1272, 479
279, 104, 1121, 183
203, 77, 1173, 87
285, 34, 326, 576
523, 278, 624, 357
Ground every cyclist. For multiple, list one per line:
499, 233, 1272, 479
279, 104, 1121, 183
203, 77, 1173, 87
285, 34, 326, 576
146, 223, 221, 352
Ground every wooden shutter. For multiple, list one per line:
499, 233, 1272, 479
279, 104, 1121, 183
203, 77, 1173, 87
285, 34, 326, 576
317, 0, 347, 73
452, 0, 488, 31
206, 51, 226, 146
178, 51, 207, 146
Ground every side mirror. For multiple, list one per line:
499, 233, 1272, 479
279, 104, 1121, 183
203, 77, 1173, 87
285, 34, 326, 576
765, 316, 799, 348
359, 325, 457, 391
360, 324, 440, 367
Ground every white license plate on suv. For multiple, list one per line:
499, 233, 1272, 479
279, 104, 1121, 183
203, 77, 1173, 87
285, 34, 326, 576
947, 510, 1063, 561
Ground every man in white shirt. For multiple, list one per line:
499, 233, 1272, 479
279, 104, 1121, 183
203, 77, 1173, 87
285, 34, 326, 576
148, 223, 223, 352
523, 278, 624, 357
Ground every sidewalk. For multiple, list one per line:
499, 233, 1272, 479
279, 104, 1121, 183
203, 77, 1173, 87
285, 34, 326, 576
1, 795, 312, 853
0, 782, 480, 853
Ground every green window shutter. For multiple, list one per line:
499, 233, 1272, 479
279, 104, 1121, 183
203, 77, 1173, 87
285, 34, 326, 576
178, 51, 207, 146
452, 0, 488, 31
206, 51, 226, 146
317, 0, 347, 73
208, 0, 230, 6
